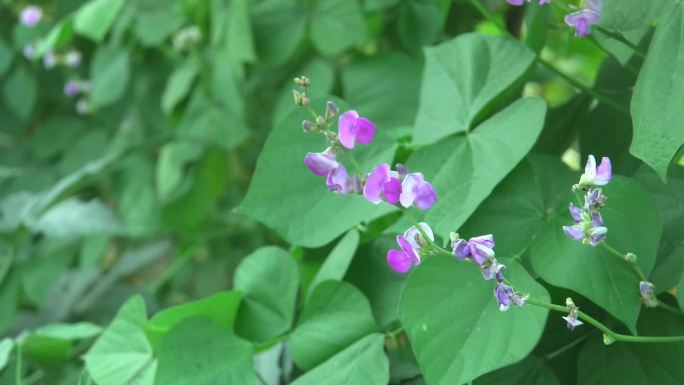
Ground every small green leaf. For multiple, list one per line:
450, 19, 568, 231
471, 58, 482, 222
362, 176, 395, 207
30, 117, 85, 161
35, 18, 74, 56
1, 66, 37, 121
291, 334, 389, 385
162, 60, 197, 113
145, 291, 242, 348
133, 0, 184, 46
251, 0, 307, 65
308, 230, 360, 299
234, 246, 299, 343
0, 338, 13, 373
85, 296, 156, 385
156, 142, 203, 202
631, 3, 684, 180
74, 0, 127, 42
154, 317, 255, 385
290, 280, 377, 371
399, 259, 549, 385
31, 198, 124, 238
35, 322, 102, 341
309, 0, 368, 56
225, 0, 256, 62
90, 46, 130, 108
412, 33, 535, 145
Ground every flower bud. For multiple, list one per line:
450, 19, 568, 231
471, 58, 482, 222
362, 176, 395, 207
316, 115, 326, 128
302, 120, 315, 133
294, 76, 310, 88
624, 252, 637, 263
602, 333, 616, 345
325, 101, 339, 119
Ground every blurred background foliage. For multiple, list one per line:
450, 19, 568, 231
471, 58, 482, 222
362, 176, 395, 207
0, 0, 679, 384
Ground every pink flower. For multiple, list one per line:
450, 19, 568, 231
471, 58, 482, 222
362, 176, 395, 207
387, 235, 421, 274
20, 5, 42, 27
338, 110, 375, 149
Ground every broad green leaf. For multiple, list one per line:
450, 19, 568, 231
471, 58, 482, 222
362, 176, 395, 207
90, 46, 130, 108
600, 0, 672, 32
631, 4, 684, 180
154, 317, 255, 385
74, 0, 126, 42
85, 296, 156, 385
133, 0, 184, 46
117, 155, 161, 236
145, 291, 242, 347
225, 0, 256, 62
251, 0, 307, 64
31, 198, 123, 238
473, 356, 561, 385
679, 273, 684, 309
236, 98, 398, 247
342, 52, 422, 129
22, 335, 71, 368
399, 258, 549, 385
397, 0, 449, 52
408, 97, 547, 240
524, 2, 549, 54
535, 95, 591, 156
365, 0, 400, 11
35, 322, 102, 340
290, 280, 377, 371
577, 309, 684, 385
593, 28, 649, 66
162, 61, 197, 113
412, 33, 535, 145
308, 230, 360, 299
156, 142, 203, 202
30, 117, 85, 161
529, 177, 662, 332
291, 334, 389, 385
0, 38, 12, 77
58, 129, 109, 176
0, 338, 12, 373
310, 0, 368, 56
35, 18, 74, 56
1, 66, 36, 121
234, 246, 299, 343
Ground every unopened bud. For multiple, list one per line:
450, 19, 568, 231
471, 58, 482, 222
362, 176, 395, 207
293, 90, 303, 106
565, 297, 576, 309
624, 252, 637, 263
301, 95, 310, 107
302, 120, 315, 133
602, 333, 616, 345
449, 232, 460, 243
324, 131, 338, 143
316, 115, 326, 128
325, 101, 339, 119
294, 76, 310, 88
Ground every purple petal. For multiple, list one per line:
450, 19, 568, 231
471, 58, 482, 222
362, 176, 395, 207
338, 110, 360, 149
539, 0, 551, 4
20, 5, 42, 27
387, 249, 413, 274
404, 222, 434, 250
562, 316, 584, 331
470, 242, 494, 265
470, 234, 495, 249
588, 0, 603, 13
569, 203, 583, 223
589, 226, 607, 246
506, 0, 525, 5
563, 224, 584, 241
414, 181, 437, 210
397, 235, 420, 264
594, 157, 612, 185
382, 177, 402, 205
451, 239, 470, 259
363, 163, 390, 204
495, 285, 512, 311
399, 173, 421, 208
584, 154, 597, 178
326, 165, 351, 194
354, 117, 376, 145
305, 151, 339, 176
590, 211, 603, 227
565, 10, 600, 37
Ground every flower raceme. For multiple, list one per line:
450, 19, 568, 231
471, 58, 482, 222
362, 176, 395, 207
578, 154, 612, 187
564, 155, 611, 246
364, 164, 437, 210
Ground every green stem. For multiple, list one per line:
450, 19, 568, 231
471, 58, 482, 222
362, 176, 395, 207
402, 209, 438, 250
344, 150, 364, 176
385, 326, 405, 338
526, 298, 684, 343
600, 242, 647, 281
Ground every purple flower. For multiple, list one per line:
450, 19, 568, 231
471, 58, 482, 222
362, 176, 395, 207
452, 234, 495, 266
588, 0, 603, 12
506, 0, 525, 5
481, 259, 505, 281
43, 51, 57, 70
305, 149, 339, 176
338, 110, 375, 149
64, 81, 80, 97
20, 5, 42, 27
326, 164, 352, 195
563, 223, 584, 241
64, 51, 82, 68
579, 155, 612, 187
639, 281, 657, 308
399, 173, 437, 210
387, 235, 421, 274
562, 298, 583, 331
403, 222, 434, 250
584, 188, 606, 210
565, 9, 600, 37
588, 226, 607, 246
363, 163, 402, 205
494, 284, 527, 311
569, 203, 583, 223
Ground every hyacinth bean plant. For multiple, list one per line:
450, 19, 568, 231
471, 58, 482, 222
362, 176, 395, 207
2, 0, 684, 385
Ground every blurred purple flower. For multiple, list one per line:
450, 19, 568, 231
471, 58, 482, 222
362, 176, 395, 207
76, 98, 89, 115
326, 164, 352, 195
565, 8, 600, 37
452, 234, 495, 266
399, 172, 436, 210
305, 149, 338, 176
584, 188, 606, 210
562, 298, 583, 331
403, 222, 434, 250
64, 51, 82, 68
20, 5, 42, 27
494, 284, 527, 311
22, 45, 36, 60
387, 235, 421, 274
481, 259, 505, 281
64, 81, 80, 97
338, 110, 375, 149
364, 163, 402, 205
43, 51, 57, 70
579, 155, 612, 186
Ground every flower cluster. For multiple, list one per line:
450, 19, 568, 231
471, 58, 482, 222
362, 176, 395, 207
387, 223, 434, 273
564, 0, 602, 37
563, 155, 611, 246
299, 78, 436, 210
562, 298, 583, 331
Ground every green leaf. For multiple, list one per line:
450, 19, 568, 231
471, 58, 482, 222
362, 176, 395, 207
154, 317, 255, 385
234, 246, 299, 343
30, 117, 85, 161
400, 258, 549, 385
274, 58, 335, 125
308, 230, 359, 299
0, 37, 12, 77
600, 0, 672, 32
225, 0, 256, 62
342, 52, 422, 129
236, 98, 397, 247
145, 291, 242, 348
162, 60, 197, 114
291, 334, 389, 385
412, 33, 535, 145
408, 97, 547, 240
35, 18, 74, 56
117, 155, 161, 235
251, 0, 307, 65
679, 272, 684, 309
290, 280, 377, 371
577, 309, 684, 385
473, 355, 561, 385
90, 46, 130, 108
529, 177, 662, 332
397, 0, 448, 53
1, 65, 36, 121
309, 0, 368, 56
58, 129, 110, 176
0, 338, 13, 373
133, 0, 184, 46
630, 4, 684, 180
85, 296, 156, 385
31, 198, 123, 238
74, 0, 127, 42
35, 322, 102, 340
156, 142, 203, 202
